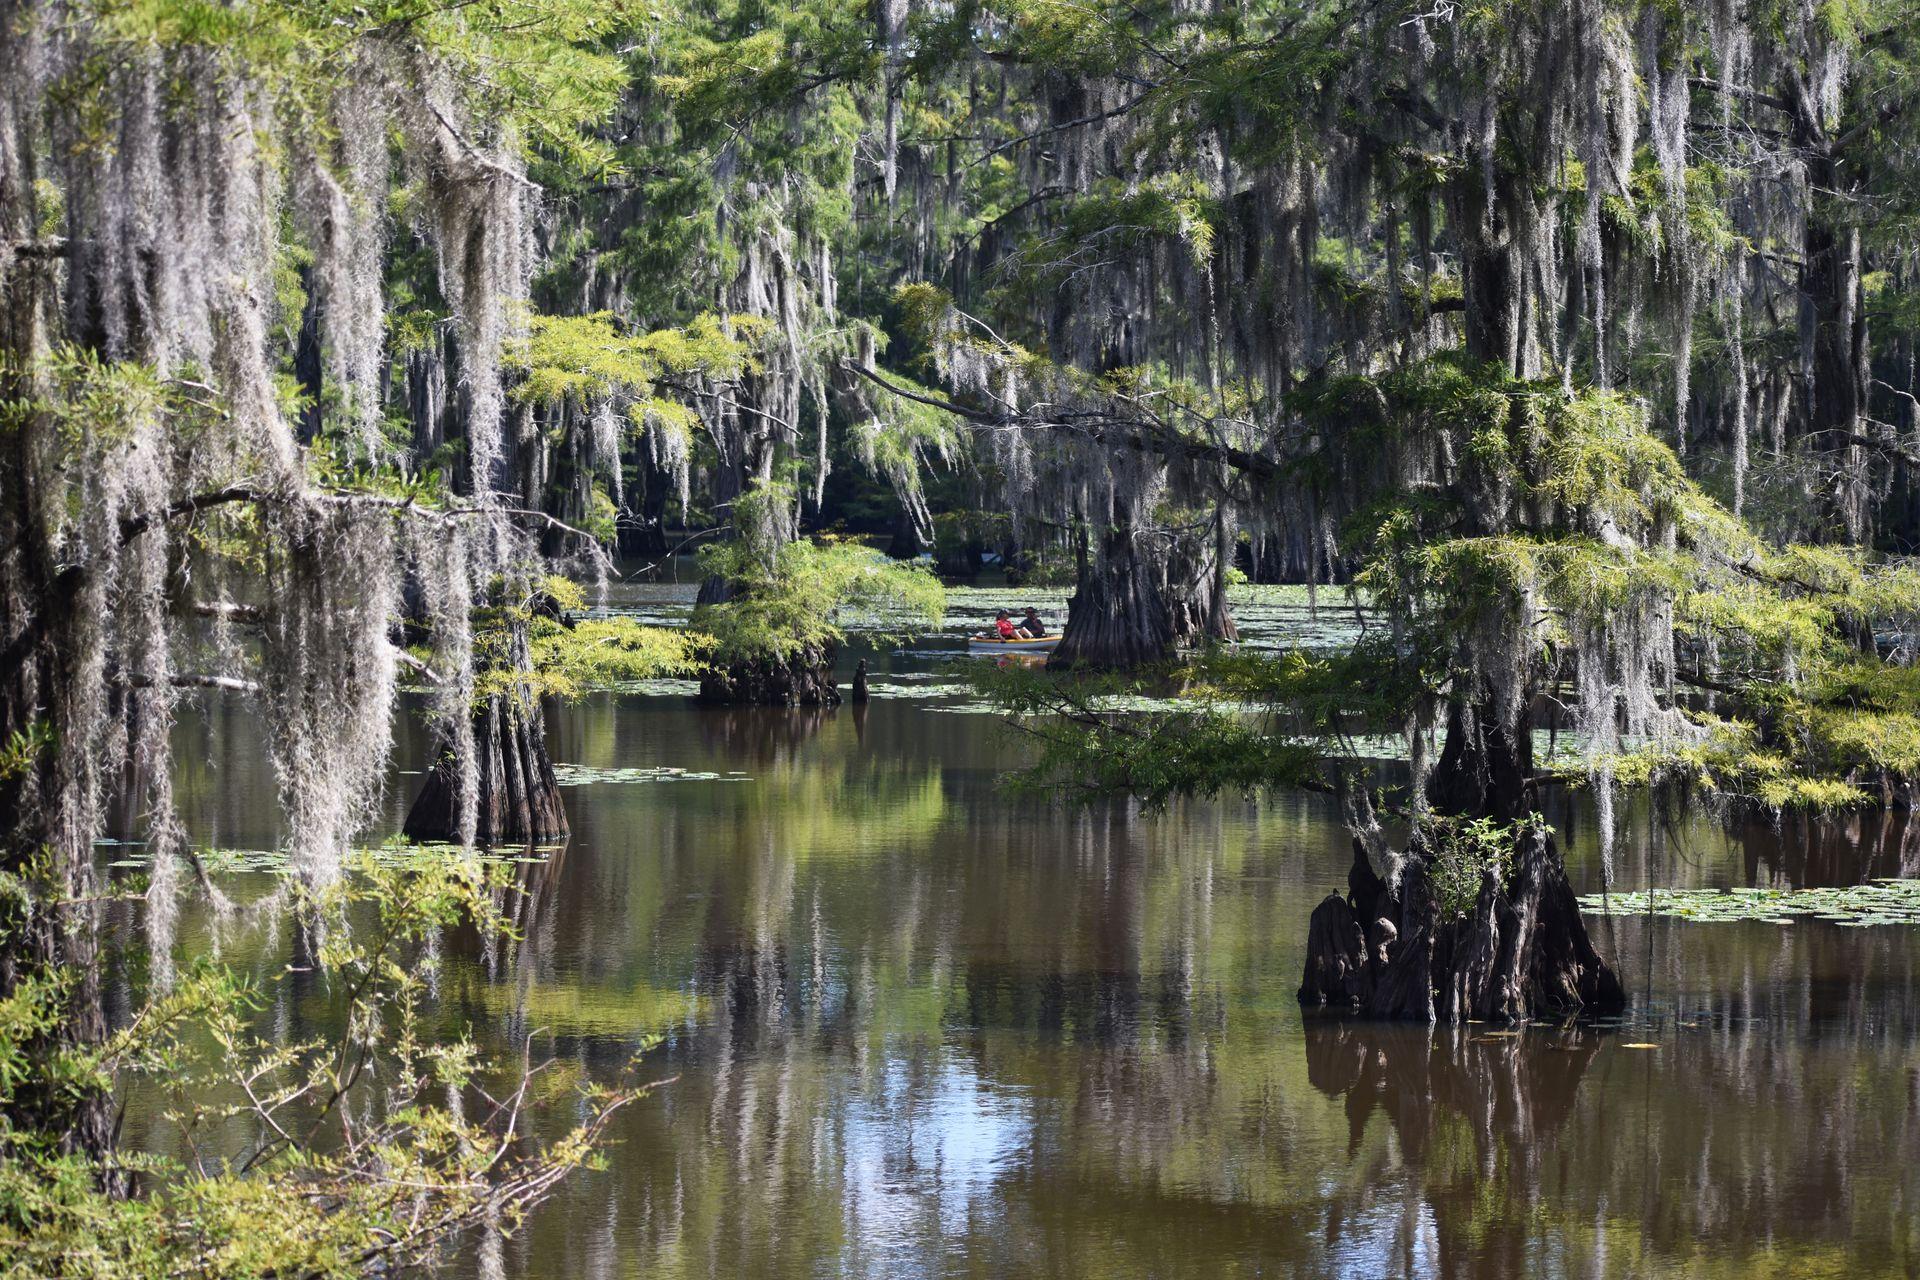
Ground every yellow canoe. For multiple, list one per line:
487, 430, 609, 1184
967, 635, 1061, 653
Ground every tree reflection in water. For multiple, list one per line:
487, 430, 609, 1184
1306, 1022, 1604, 1275
127, 688, 1920, 1279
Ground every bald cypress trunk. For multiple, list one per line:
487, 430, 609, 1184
1052, 520, 1178, 670
1301, 700, 1625, 1023
1302, 837, 1625, 1023
1447, 150, 1539, 379
1427, 698, 1535, 825
0, 463, 119, 1166
404, 692, 568, 846
0, 124, 119, 1169
620, 459, 672, 558
1054, 514, 1236, 670
1790, 86, 1872, 539
697, 644, 841, 706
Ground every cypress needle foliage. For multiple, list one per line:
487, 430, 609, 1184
693, 485, 946, 665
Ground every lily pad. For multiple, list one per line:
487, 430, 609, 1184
1580, 880, 1920, 927
551, 764, 752, 786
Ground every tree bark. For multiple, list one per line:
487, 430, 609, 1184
1301, 700, 1626, 1023
1169, 511, 1240, 647
697, 644, 842, 706
1052, 520, 1176, 669
886, 503, 927, 560
1791, 87, 1872, 539
1427, 696, 1534, 824
1055, 504, 1238, 670
404, 693, 569, 845
1448, 156, 1528, 375
0, 129, 119, 1166
1303, 829, 1625, 1024
618, 459, 673, 557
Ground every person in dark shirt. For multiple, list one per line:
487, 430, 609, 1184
1017, 607, 1049, 638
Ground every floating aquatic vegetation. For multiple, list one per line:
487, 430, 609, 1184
583, 604, 698, 629
551, 765, 752, 786
593, 678, 705, 697
102, 840, 552, 875
1579, 881, 1920, 926
585, 582, 1375, 672
926, 700, 1004, 716
858, 681, 975, 700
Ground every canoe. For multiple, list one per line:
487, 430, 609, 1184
967, 635, 1061, 654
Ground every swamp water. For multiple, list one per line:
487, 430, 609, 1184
115, 583, 1920, 1278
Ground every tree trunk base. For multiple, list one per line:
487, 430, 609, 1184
1300, 829, 1625, 1023
1051, 574, 1175, 671
404, 695, 568, 846
697, 644, 841, 706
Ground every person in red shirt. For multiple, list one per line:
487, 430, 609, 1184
975, 610, 1018, 640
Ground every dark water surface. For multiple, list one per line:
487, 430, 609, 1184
126, 587, 1920, 1279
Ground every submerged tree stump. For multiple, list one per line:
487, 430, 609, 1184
1301, 830, 1625, 1023
1298, 892, 1372, 1008
697, 644, 842, 706
404, 693, 568, 846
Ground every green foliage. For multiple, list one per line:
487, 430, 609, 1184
693, 530, 946, 664
1423, 815, 1533, 922
508, 311, 763, 408
527, 616, 711, 699
66, 0, 631, 174
891, 283, 957, 349
2, 347, 171, 449
1597, 158, 1748, 266
990, 665, 1330, 806
844, 361, 967, 522
0, 723, 55, 784
981, 639, 1437, 806
1017, 175, 1220, 277
1606, 660, 1920, 810
466, 578, 707, 702
983, 347, 1920, 820
0, 851, 651, 1278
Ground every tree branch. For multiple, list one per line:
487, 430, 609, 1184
120, 486, 266, 543
121, 672, 265, 695
1689, 75, 1793, 115
841, 359, 998, 422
